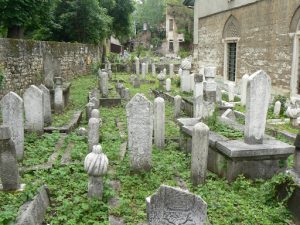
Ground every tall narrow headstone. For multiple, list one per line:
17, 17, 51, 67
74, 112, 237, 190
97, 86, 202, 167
178, 68, 183, 77
154, 97, 165, 149
169, 64, 174, 78
88, 110, 100, 152
180, 59, 192, 92
142, 63, 146, 80
244, 70, 271, 145
191, 122, 209, 185
152, 64, 156, 76
194, 74, 204, 118
1, 92, 24, 161
126, 94, 153, 172
204, 67, 217, 103
174, 95, 182, 118
157, 72, 165, 90
146, 185, 208, 225
24, 85, 44, 134
165, 78, 171, 92
0, 126, 20, 191
274, 101, 281, 117
100, 69, 109, 98
108, 63, 112, 79
228, 82, 235, 102
241, 74, 249, 106
54, 77, 64, 114
135, 57, 140, 75
39, 84, 52, 125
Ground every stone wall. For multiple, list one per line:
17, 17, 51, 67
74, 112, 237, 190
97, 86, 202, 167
0, 38, 102, 98
196, 0, 300, 96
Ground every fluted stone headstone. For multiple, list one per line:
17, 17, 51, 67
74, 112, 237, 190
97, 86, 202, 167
174, 95, 182, 118
100, 69, 109, 98
192, 122, 209, 185
165, 78, 171, 92
39, 84, 52, 125
169, 64, 174, 78
126, 94, 153, 172
54, 77, 64, 114
0, 126, 20, 191
228, 82, 235, 102
146, 185, 208, 225
24, 85, 44, 134
152, 64, 156, 76
244, 70, 271, 145
274, 101, 281, 117
241, 74, 249, 106
194, 74, 204, 118
142, 63, 146, 80
154, 97, 165, 149
88, 110, 101, 152
135, 57, 140, 75
1, 92, 24, 161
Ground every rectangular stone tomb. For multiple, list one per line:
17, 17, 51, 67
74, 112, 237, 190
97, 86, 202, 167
99, 98, 122, 107
178, 119, 295, 182
146, 185, 208, 225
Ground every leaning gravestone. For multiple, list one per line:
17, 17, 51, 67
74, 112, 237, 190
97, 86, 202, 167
1, 92, 24, 161
24, 85, 44, 134
126, 94, 153, 172
146, 185, 208, 225
0, 126, 20, 191
39, 84, 52, 125
244, 70, 271, 144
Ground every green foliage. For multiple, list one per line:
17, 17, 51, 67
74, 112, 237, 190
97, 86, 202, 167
268, 95, 288, 119
0, 66, 5, 89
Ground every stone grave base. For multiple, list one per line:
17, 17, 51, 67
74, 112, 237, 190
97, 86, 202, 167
99, 98, 122, 107
0, 183, 26, 192
178, 118, 294, 182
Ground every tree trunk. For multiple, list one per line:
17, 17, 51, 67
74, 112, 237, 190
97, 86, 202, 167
7, 26, 24, 39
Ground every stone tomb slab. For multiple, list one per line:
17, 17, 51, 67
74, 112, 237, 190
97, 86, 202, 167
146, 185, 208, 225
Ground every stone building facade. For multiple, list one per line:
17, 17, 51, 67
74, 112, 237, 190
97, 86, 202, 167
194, 0, 300, 97
0, 38, 101, 98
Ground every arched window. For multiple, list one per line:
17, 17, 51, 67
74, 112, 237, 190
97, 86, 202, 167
290, 6, 300, 97
223, 15, 240, 82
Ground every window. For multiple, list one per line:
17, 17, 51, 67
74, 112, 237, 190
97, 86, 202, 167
169, 41, 174, 52
228, 42, 237, 82
169, 19, 174, 31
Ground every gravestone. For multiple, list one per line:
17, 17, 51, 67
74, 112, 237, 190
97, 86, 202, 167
154, 97, 165, 149
163, 68, 167, 76
126, 94, 153, 172
146, 185, 208, 225
1, 92, 24, 161
193, 74, 204, 118
169, 64, 174, 78
274, 101, 281, 117
54, 77, 64, 114
221, 109, 236, 121
244, 70, 271, 144
192, 123, 209, 186
135, 57, 140, 75
108, 63, 112, 79
204, 67, 217, 103
86, 102, 95, 121
90, 97, 99, 109
24, 85, 44, 134
174, 95, 182, 118
165, 78, 171, 92
0, 126, 20, 191
133, 76, 141, 88
152, 64, 156, 76
228, 82, 235, 102
39, 84, 52, 125
178, 68, 183, 77
123, 88, 131, 101
130, 74, 135, 85
88, 112, 100, 152
100, 69, 109, 98
157, 72, 166, 90
180, 59, 192, 92
142, 63, 146, 80
241, 74, 249, 106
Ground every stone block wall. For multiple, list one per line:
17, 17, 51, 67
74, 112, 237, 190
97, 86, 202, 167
196, 0, 300, 96
0, 38, 102, 98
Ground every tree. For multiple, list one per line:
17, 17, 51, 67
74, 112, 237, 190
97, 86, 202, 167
0, 0, 51, 38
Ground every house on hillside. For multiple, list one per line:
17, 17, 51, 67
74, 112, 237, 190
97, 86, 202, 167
193, 0, 300, 97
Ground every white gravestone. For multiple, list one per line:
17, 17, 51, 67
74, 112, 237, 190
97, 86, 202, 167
154, 97, 165, 149
244, 70, 271, 145
1, 92, 24, 161
126, 94, 153, 172
39, 84, 52, 125
241, 74, 249, 106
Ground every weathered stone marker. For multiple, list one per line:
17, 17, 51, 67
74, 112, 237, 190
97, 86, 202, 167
194, 74, 204, 118
1, 92, 24, 161
133, 76, 140, 88
244, 70, 271, 145
0, 126, 20, 191
180, 59, 192, 92
126, 94, 153, 172
39, 84, 52, 125
165, 78, 171, 92
146, 185, 208, 225
157, 71, 165, 90
152, 64, 156, 76
228, 82, 235, 102
135, 57, 140, 75
174, 95, 182, 118
84, 145, 108, 200
154, 97, 165, 149
86, 102, 95, 121
24, 85, 44, 134
274, 101, 281, 117
294, 134, 300, 175
204, 67, 217, 103
54, 77, 64, 114
241, 74, 249, 106
169, 63, 174, 78
191, 122, 209, 186
99, 69, 109, 98
88, 109, 101, 152
142, 63, 146, 80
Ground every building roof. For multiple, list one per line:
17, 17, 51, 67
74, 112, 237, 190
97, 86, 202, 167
183, 0, 194, 6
